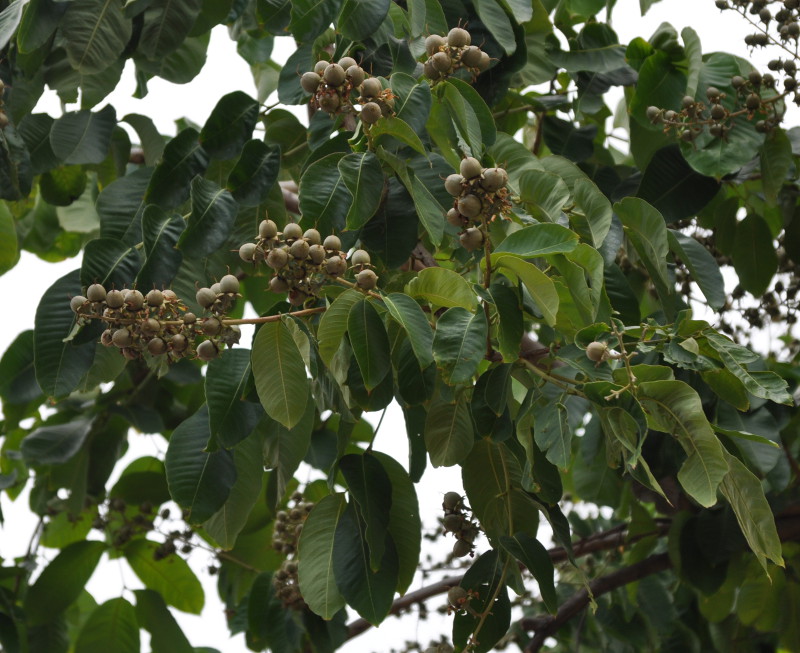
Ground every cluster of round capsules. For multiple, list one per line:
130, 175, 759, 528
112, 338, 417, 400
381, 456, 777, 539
423, 27, 491, 83
271, 492, 314, 610
441, 491, 480, 558
300, 55, 367, 116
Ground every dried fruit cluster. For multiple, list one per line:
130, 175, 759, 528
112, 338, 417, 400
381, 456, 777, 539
423, 27, 491, 83
444, 157, 510, 251
441, 491, 480, 558
70, 279, 241, 363
300, 55, 367, 116
238, 217, 378, 304
271, 492, 314, 610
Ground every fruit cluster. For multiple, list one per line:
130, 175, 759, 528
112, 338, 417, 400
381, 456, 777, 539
423, 27, 491, 83
271, 492, 314, 610
444, 157, 510, 251
70, 279, 241, 363
300, 56, 367, 116
441, 491, 480, 558
238, 217, 378, 304
357, 77, 395, 125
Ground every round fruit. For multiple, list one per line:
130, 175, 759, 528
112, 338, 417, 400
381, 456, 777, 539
351, 249, 371, 266
283, 222, 303, 240
347, 65, 365, 87
171, 334, 187, 352
196, 340, 219, 361
326, 256, 347, 276
203, 316, 222, 336
447, 208, 464, 226
183, 312, 196, 324
267, 247, 289, 271
219, 274, 240, 294
447, 27, 471, 47
476, 51, 490, 71
260, 219, 278, 239
288, 289, 308, 306
443, 491, 462, 510
112, 329, 132, 348
646, 105, 661, 123
457, 194, 483, 218
303, 228, 321, 245
338, 56, 357, 70
585, 341, 608, 362
443, 513, 464, 532
239, 242, 257, 262
318, 93, 340, 113
196, 287, 217, 308
122, 348, 139, 361
461, 45, 482, 67
447, 586, 468, 607
746, 93, 761, 110
356, 269, 378, 290
323, 63, 345, 86
70, 295, 87, 313
361, 77, 382, 98
480, 167, 508, 192
101, 329, 114, 346
106, 289, 125, 308
87, 283, 107, 302
432, 51, 452, 72
146, 289, 164, 306
460, 157, 482, 179
459, 227, 484, 251
423, 59, 441, 80
125, 289, 144, 310
141, 318, 160, 336
300, 71, 320, 94
710, 104, 726, 120
308, 244, 326, 265
270, 276, 290, 293
360, 101, 382, 124
290, 239, 310, 260
453, 539, 471, 557
323, 235, 341, 251
147, 338, 167, 355
210, 282, 221, 295
314, 60, 328, 75
444, 173, 464, 196
425, 33, 446, 55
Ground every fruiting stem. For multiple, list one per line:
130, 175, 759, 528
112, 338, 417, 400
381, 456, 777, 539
520, 358, 586, 398
222, 307, 327, 324
331, 276, 383, 300
465, 555, 512, 653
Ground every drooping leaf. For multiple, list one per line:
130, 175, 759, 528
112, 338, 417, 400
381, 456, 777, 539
406, 267, 477, 311
317, 289, 363, 367
424, 391, 473, 467
137, 0, 203, 61
382, 293, 434, 369
494, 223, 579, 257
667, 230, 726, 310
474, 0, 516, 54
0, 201, 19, 275
227, 140, 281, 207
20, 418, 93, 466
145, 128, 209, 209
499, 532, 557, 613
338, 0, 390, 41
122, 114, 165, 165
134, 590, 193, 653
176, 176, 237, 258
432, 307, 487, 385
135, 204, 184, 289
199, 91, 259, 160
493, 255, 558, 326
298, 153, 350, 234
731, 214, 778, 297
74, 598, 139, 653
61, 0, 133, 75
49, 106, 116, 165
0, 330, 41, 404
80, 237, 141, 289
289, 0, 342, 42
0, 125, 33, 201
347, 299, 391, 391
339, 151, 385, 230
534, 401, 571, 469
205, 348, 262, 449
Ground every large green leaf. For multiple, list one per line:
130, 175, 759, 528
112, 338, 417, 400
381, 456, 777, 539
731, 214, 777, 297
391, 73, 433, 135
164, 405, 237, 523
298, 493, 348, 619
145, 128, 209, 209
667, 230, 726, 310
369, 116, 427, 156
499, 532, 557, 613
407, 0, 447, 37
760, 129, 793, 204
49, 106, 116, 165
347, 299, 391, 391
638, 380, 729, 507
474, 0, 516, 54
96, 166, 151, 243
20, 418, 92, 466
134, 590, 193, 653
122, 113, 165, 165
406, 267, 477, 311
289, 0, 341, 42
432, 307, 487, 385
246, 572, 301, 652
80, 237, 141, 289
252, 319, 310, 429
0, 330, 41, 404
24, 540, 106, 625
61, 0, 133, 75
424, 391, 473, 467
205, 348, 262, 449
493, 255, 558, 326
0, 200, 19, 275
261, 394, 314, 503
34, 270, 96, 399
534, 401, 570, 469
382, 293, 434, 369
571, 176, 612, 247
338, 0, 389, 40
408, 171, 445, 246
137, 0, 202, 60
176, 176, 237, 258
0, 0, 25, 52
317, 289, 363, 366
494, 223, 578, 257
298, 153, 350, 234
135, 205, 184, 289
134, 32, 209, 85
339, 151, 385, 230
74, 598, 139, 653
226, 140, 281, 207
199, 91, 259, 160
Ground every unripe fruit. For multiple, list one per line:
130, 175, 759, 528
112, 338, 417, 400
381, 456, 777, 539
460, 227, 484, 251
106, 289, 124, 308
360, 101, 382, 124
710, 104, 726, 120
283, 222, 303, 240
148, 338, 167, 355
210, 282, 221, 295
746, 93, 761, 110
480, 167, 508, 192
260, 219, 278, 239
270, 276, 290, 292
338, 56, 357, 71
319, 93, 340, 112
347, 65, 365, 87
239, 242, 257, 261
87, 283, 107, 302
290, 239, 310, 259
351, 249, 371, 266
444, 173, 464, 196
146, 289, 164, 306
646, 105, 661, 123
219, 274, 239, 294
300, 72, 320, 94
196, 340, 219, 361
112, 329, 132, 348
425, 33, 446, 55
356, 269, 378, 290
447, 586, 468, 606
443, 513, 464, 532
324, 63, 345, 86
141, 318, 160, 336
443, 491, 462, 510
314, 60, 328, 75
477, 51, 490, 71
267, 247, 289, 270
461, 45, 482, 67
122, 348, 139, 361
457, 194, 483, 218
453, 539, 471, 557
288, 289, 308, 306
423, 59, 441, 80
323, 235, 341, 251
171, 334, 187, 352
101, 329, 113, 346
447, 27, 471, 47
196, 287, 217, 308
361, 77, 382, 98
432, 51, 452, 72
309, 244, 326, 264
303, 228, 321, 245
203, 316, 222, 336
460, 157, 482, 179
124, 289, 144, 310
70, 296, 87, 313
447, 208, 463, 226
325, 256, 347, 276
585, 341, 608, 362
183, 312, 196, 324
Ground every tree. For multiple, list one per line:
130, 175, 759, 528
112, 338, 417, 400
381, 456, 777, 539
0, 0, 799, 651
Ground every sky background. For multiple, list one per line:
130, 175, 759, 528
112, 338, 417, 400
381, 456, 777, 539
0, 1, 787, 651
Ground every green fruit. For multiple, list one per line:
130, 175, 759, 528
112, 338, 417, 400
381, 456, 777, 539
112, 329, 132, 348
210, 282, 221, 295
146, 289, 164, 306
347, 65, 365, 87
259, 219, 278, 239
239, 242, 257, 262
196, 340, 219, 361
171, 334, 187, 352
460, 157, 482, 179
87, 283, 107, 302
308, 244, 326, 265
586, 341, 608, 362
480, 167, 508, 192
459, 227, 484, 251
477, 51, 490, 71
423, 59, 441, 80
290, 239, 310, 260
183, 312, 196, 324
283, 222, 303, 240
124, 289, 144, 310
457, 194, 482, 218
203, 316, 222, 336
351, 249, 371, 266
447, 586, 468, 606
461, 45, 482, 67
219, 274, 239, 294
447, 27, 471, 47
323, 235, 341, 251
267, 247, 289, 270
325, 256, 347, 276
101, 329, 114, 346
425, 33, 446, 55
443, 492, 462, 510
303, 228, 321, 245
318, 93, 340, 113
141, 318, 160, 336
70, 295, 87, 313
288, 289, 308, 306
432, 51, 452, 72
356, 269, 378, 290
443, 513, 464, 532
444, 173, 464, 196
446, 208, 463, 227
147, 338, 167, 355
323, 63, 346, 86
105, 289, 124, 308
360, 77, 382, 98
300, 71, 321, 94
453, 539, 471, 557
360, 101, 382, 124
196, 287, 217, 308
313, 60, 328, 75
270, 276, 290, 292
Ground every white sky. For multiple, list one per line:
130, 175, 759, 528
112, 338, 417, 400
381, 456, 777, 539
0, 1, 789, 651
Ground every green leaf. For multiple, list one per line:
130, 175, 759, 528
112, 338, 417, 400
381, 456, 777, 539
446, 78, 497, 148
338, 0, 390, 40
638, 380, 729, 507
96, 166, 150, 243
317, 289, 363, 367
177, 176, 237, 258
24, 540, 106, 625
122, 113, 165, 165
61, 0, 133, 75
137, 0, 202, 60
0, 200, 19, 274
713, 425, 780, 449
298, 152, 350, 234
760, 129, 793, 204
667, 230, 726, 310
145, 128, 209, 209
80, 237, 141, 289
571, 176, 612, 247
205, 348, 262, 449
370, 116, 427, 156
226, 140, 280, 207
338, 152, 384, 231
134, 590, 193, 653
261, 394, 314, 502
493, 255, 559, 326
0, 330, 41, 404
124, 539, 204, 613
408, 171, 445, 246
164, 405, 237, 523
252, 319, 310, 429
407, 0, 446, 37
34, 270, 96, 399
347, 299, 391, 391
298, 493, 348, 619
433, 307, 487, 385
49, 106, 116, 165
382, 293, 434, 369
56, 181, 101, 233
110, 456, 170, 506
246, 572, 301, 652
289, 0, 342, 42
732, 214, 778, 297
629, 50, 685, 131
499, 532, 556, 613
517, 170, 569, 223
534, 401, 570, 469
198, 91, 259, 160
474, 0, 516, 54
332, 501, 398, 626
424, 391, 473, 467
0, 125, 33, 201
406, 267, 477, 311
134, 32, 209, 85
74, 598, 138, 653
135, 205, 184, 289
39, 166, 87, 207
391, 73, 433, 135
21, 418, 92, 466
495, 223, 579, 257
0, 0, 25, 52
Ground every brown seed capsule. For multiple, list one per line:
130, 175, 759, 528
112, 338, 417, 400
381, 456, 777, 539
171, 334, 187, 352
259, 219, 278, 239
283, 222, 303, 240
459, 227, 484, 251
447, 27, 471, 47
338, 56, 357, 71
210, 282, 221, 295
323, 235, 341, 251
351, 249, 371, 266
146, 289, 164, 306
443, 491, 462, 510
267, 247, 289, 270
360, 101, 382, 124
443, 513, 464, 532
457, 194, 482, 218
124, 289, 145, 310
300, 72, 321, 94
239, 242, 257, 262
432, 51, 452, 72
87, 284, 107, 302
453, 539, 472, 557
70, 295, 87, 313
318, 93, 340, 113
112, 329, 132, 348
447, 208, 464, 226
323, 63, 346, 86
460, 157, 482, 179
141, 318, 161, 336
347, 65, 365, 87
585, 341, 608, 362
325, 256, 347, 276
461, 45, 482, 67
290, 239, 310, 260
356, 269, 378, 290
183, 312, 196, 324
314, 60, 328, 75
444, 173, 464, 196
147, 337, 167, 355
308, 244, 326, 265
448, 586, 468, 607
196, 340, 219, 361
476, 51, 490, 71
360, 77, 382, 98
219, 274, 240, 294
423, 59, 441, 80
480, 167, 508, 192
101, 329, 114, 346
105, 289, 125, 308
203, 317, 223, 336
303, 228, 321, 245
270, 276, 290, 293
288, 289, 308, 306
425, 33, 447, 56
196, 287, 217, 308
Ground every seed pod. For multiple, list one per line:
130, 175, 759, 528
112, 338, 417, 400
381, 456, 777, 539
70, 295, 87, 313
443, 513, 464, 532
746, 93, 761, 110
101, 329, 114, 346
148, 338, 167, 355
183, 312, 196, 324
146, 289, 164, 306
325, 256, 347, 276
461, 45, 482, 67
106, 289, 125, 308
347, 65, 365, 87
460, 157, 482, 179
360, 101, 382, 124
710, 104, 726, 120
303, 228, 321, 245
196, 340, 219, 361
283, 222, 303, 240
318, 93, 340, 113
423, 59, 441, 80
432, 51, 452, 72
309, 244, 327, 265
425, 33, 447, 55
300, 72, 321, 94
87, 283, 107, 302
196, 287, 217, 308
447, 208, 464, 226
125, 289, 145, 310
290, 239, 310, 260
267, 248, 289, 271
210, 282, 221, 295
443, 492, 462, 510
219, 274, 239, 294
270, 276, 290, 293
259, 219, 278, 239
646, 106, 662, 123
323, 235, 341, 251
171, 333, 187, 352
112, 329, 132, 348
356, 269, 378, 290
323, 63, 346, 86
585, 341, 608, 362
360, 77, 382, 98
141, 318, 160, 336
338, 56, 357, 70
457, 194, 482, 218
444, 173, 464, 196
122, 348, 139, 361
731, 75, 745, 88
476, 51, 490, 71
288, 289, 308, 306
351, 249, 371, 266
453, 539, 472, 558
459, 227, 484, 251
447, 27, 471, 47
203, 316, 222, 336
480, 167, 508, 192
448, 586, 468, 607
314, 60, 328, 75
239, 242, 257, 262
